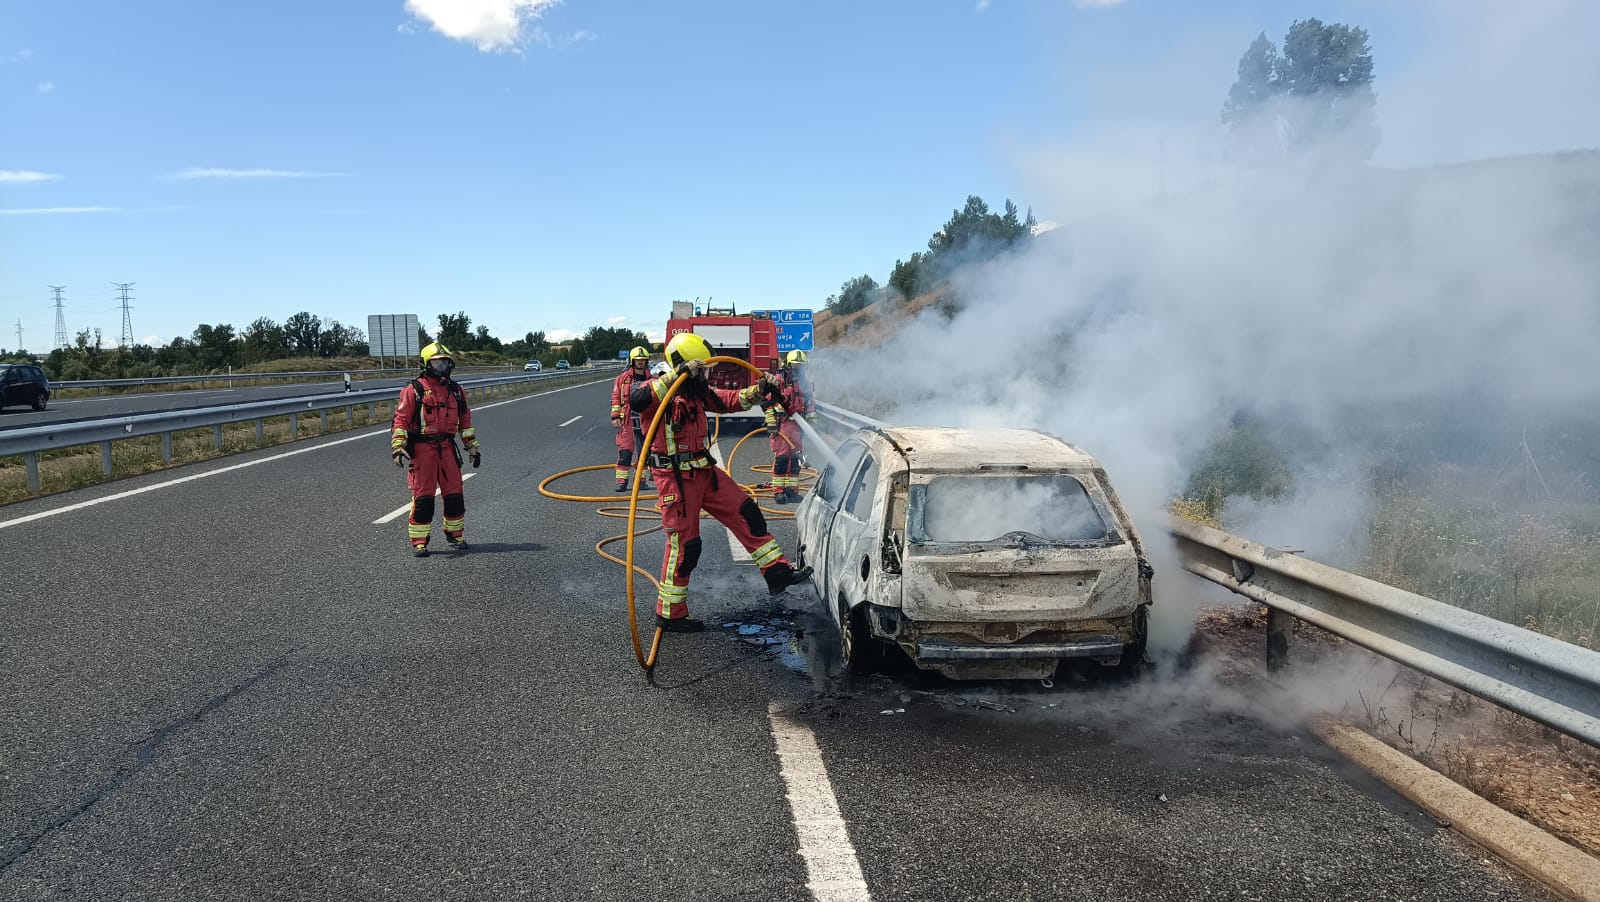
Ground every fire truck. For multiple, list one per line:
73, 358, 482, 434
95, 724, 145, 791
664, 301, 781, 418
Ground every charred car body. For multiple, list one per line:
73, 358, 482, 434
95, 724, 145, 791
796, 426, 1152, 680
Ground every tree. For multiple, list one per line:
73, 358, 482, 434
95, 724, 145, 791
890, 252, 926, 300
827, 275, 879, 316
283, 312, 323, 357
241, 317, 287, 364
192, 323, 238, 370
1222, 20, 1377, 165
436, 312, 473, 351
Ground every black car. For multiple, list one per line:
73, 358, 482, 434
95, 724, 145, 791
0, 363, 50, 411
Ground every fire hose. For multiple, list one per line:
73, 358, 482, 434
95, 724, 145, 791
536, 356, 815, 671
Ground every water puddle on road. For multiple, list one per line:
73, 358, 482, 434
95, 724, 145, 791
717, 607, 811, 674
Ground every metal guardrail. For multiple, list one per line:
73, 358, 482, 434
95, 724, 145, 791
53, 365, 520, 391
1169, 517, 1600, 746
3, 365, 621, 495
809, 400, 1600, 747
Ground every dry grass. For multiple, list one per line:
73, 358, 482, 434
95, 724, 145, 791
1192, 605, 1600, 859
0, 373, 598, 506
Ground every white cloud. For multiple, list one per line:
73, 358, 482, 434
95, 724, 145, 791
397, 21, 418, 35
605, 315, 627, 326
1, 49, 31, 64
36, 81, 53, 94
0, 206, 116, 215
404, 0, 563, 52
546, 328, 579, 342
169, 167, 346, 180
975, 0, 991, 11
0, 170, 61, 184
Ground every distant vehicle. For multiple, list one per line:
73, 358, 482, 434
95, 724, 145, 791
0, 363, 50, 412
795, 426, 1152, 680
524, 360, 542, 372
556, 359, 571, 370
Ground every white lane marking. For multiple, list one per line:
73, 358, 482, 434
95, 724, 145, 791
767, 703, 873, 902
713, 439, 753, 563
558, 415, 582, 427
372, 472, 477, 524
0, 377, 606, 531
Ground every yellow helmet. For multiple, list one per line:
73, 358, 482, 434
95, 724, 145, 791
628, 345, 650, 362
420, 342, 454, 365
665, 333, 712, 370
784, 350, 808, 367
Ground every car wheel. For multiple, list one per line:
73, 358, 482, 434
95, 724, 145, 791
31, 393, 47, 411
838, 598, 881, 675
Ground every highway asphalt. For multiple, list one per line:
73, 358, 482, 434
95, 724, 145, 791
0, 379, 1555, 901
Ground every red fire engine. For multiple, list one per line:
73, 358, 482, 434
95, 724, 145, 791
664, 301, 780, 417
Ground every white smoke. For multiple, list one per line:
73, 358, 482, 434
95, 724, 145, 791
814, 0, 1600, 654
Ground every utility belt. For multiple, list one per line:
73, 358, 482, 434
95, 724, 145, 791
412, 433, 457, 444
646, 449, 714, 471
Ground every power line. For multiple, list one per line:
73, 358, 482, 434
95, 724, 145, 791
50, 285, 67, 351
113, 282, 135, 349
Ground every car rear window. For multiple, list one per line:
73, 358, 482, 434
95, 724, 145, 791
912, 475, 1108, 544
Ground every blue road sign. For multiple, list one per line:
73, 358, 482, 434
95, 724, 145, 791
776, 323, 814, 353
774, 309, 813, 324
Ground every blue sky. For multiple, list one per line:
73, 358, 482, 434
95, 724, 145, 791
0, 0, 1585, 352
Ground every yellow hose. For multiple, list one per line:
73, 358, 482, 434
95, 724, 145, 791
535, 356, 816, 672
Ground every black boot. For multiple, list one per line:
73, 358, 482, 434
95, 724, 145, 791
764, 562, 813, 595
784, 488, 804, 504
655, 615, 705, 633
615, 480, 629, 493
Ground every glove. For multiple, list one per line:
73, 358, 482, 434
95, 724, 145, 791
679, 359, 706, 377
392, 447, 409, 468
611, 416, 622, 428
469, 445, 482, 469
762, 373, 782, 393
766, 423, 780, 436
806, 412, 818, 423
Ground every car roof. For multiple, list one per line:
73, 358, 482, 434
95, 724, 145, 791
857, 426, 1101, 472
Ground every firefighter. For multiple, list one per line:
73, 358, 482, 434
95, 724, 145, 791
765, 349, 816, 504
629, 333, 811, 632
610, 346, 653, 492
391, 342, 482, 557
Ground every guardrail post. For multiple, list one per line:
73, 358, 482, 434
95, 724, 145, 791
320, 410, 329, 433
161, 431, 173, 464
213, 424, 223, 451
1266, 608, 1293, 671
255, 418, 265, 444
25, 452, 40, 494
289, 413, 299, 438
368, 402, 376, 419
346, 405, 354, 426
101, 441, 113, 476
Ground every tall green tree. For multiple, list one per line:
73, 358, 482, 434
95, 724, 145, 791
1222, 20, 1377, 164
283, 312, 323, 357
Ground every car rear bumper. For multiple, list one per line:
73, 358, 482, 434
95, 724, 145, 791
914, 635, 1124, 661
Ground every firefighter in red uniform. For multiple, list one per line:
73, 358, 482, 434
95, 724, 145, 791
610, 346, 652, 492
629, 333, 812, 632
391, 342, 481, 557
765, 349, 816, 504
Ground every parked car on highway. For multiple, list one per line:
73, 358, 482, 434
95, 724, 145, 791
556, 359, 571, 370
796, 426, 1153, 680
0, 363, 51, 412
524, 360, 542, 372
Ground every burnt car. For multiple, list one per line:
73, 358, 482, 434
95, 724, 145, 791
795, 426, 1152, 680
0, 363, 51, 412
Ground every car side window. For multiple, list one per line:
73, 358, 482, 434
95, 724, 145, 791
844, 455, 879, 520
818, 440, 865, 506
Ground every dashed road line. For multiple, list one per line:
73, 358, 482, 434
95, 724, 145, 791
767, 702, 872, 902
559, 415, 583, 427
